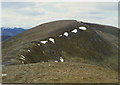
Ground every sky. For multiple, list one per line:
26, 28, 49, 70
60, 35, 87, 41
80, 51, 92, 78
1, 2, 118, 29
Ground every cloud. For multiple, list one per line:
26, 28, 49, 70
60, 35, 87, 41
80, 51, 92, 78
1, 2, 118, 28
95, 2, 118, 11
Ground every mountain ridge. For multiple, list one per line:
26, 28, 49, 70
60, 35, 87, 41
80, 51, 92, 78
2, 20, 119, 71
1, 27, 27, 41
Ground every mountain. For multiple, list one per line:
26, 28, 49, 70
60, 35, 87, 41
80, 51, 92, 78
1, 27, 27, 41
2, 20, 119, 71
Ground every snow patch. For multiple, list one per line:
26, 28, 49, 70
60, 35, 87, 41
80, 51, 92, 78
20, 57, 25, 61
60, 57, 64, 62
79, 27, 87, 30
27, 49, 30, 52
41, 40, 48, 44
37, 43, 41, 46
20, 55, 25, 61
63, 32, 69, 37
49, 38, 55, 43
71, 29, 77, 33
2, 74, 7, 77
59, 35, 62, 37
54, 60, 58, 62
21, 55, 25, 59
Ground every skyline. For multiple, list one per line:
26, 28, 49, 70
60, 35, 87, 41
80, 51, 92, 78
1, 2, 118, 29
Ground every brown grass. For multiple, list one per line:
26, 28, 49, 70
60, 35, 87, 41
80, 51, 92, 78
2, 62, 118, 83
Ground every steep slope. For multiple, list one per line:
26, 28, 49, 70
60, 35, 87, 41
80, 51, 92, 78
2, 20, 85, 64
2, 20, 119, 71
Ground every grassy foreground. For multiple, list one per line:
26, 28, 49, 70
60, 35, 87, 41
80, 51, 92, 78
2, 62, 118, 83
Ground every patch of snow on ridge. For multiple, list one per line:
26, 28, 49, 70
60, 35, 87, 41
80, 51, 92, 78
49, 38, 55, 43
60, 57, 64, 62
2, 74, 7, 77
37, 43, 41, 46
55, 60, 58, 62
79, 27, 87, 30
27, 49, 30, 52
63, 32, 69, 37
71, 29, 77, 33
20, 57, 25, 60
21, 55, 25, 59
41, 40, 48, 44
59, 35, 62, 37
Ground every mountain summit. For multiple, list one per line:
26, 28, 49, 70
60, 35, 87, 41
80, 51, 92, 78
2, 20, 119, 71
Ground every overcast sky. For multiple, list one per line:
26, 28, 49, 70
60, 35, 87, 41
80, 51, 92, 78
1, 2, 118, 28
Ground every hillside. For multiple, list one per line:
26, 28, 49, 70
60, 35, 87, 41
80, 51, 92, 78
2, 62, 118, 83
2, 20, 119, 83
2, 20, 119, 69
2, 20, 85, 64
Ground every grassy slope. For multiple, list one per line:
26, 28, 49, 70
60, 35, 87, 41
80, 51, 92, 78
2, 20, 119, 69
2, 20, 80, 58
2, 20, 119, 83
2, 62, 118, 83
15, 22, 118, 71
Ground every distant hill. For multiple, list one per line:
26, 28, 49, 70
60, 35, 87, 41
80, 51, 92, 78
1, 27, 27, 41
2, 20, 119, 71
